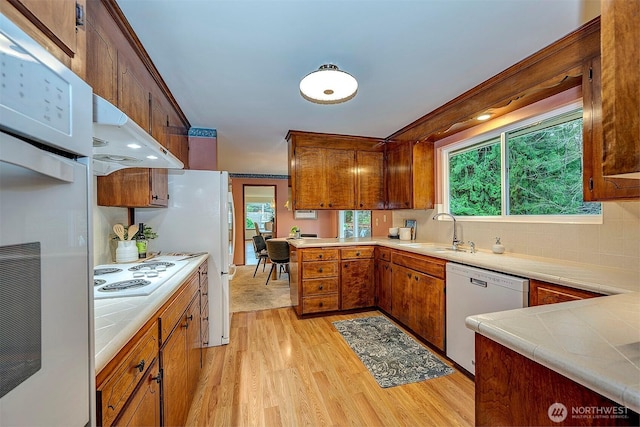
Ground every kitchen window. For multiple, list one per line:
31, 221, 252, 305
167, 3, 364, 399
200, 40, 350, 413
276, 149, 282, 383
442, 105, 601, 222
339, 210, 371, 238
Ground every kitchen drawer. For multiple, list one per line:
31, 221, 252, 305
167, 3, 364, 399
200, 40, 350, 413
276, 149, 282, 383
159, 271, 199, 344
376, 247, 392, 262
302, 295, 339, 313
392, 251, 445, 279
302, 277, 339, 296
97, 321, 158, 427
341, 246, 374, 260
530, 280, 604, 306
302, 260, 339, 279
301, 248, 339, 262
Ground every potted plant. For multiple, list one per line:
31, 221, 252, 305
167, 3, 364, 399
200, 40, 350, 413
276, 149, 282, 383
290, 225, 300, 239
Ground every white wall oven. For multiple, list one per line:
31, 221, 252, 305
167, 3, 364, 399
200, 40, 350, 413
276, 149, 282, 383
0, 14, 93, 426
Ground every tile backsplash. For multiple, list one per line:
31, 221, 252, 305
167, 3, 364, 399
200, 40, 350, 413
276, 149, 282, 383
393, 201, 640, 273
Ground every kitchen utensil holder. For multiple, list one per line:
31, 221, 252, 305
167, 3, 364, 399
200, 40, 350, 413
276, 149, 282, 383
115, 240, 138, 262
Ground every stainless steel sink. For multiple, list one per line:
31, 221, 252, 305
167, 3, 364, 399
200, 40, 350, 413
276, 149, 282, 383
395, 242, 458, 252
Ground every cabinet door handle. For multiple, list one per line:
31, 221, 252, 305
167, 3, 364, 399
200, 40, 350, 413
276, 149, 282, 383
319, 302, 323, 307
356, 252, 360, 256
360, 203, 363, 208
151, 373, 162, 384
152, 195, 159, 200
320, 203, 324, 207
318, 285, 323, 290
344, 263, 349, 268
135, 359, 145, 373
318, 254, 323, 259
328, 203, 333, 207
318, 268, 323, 273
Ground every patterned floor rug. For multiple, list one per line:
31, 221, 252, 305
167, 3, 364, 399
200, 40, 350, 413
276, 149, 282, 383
333, 316, 454, 388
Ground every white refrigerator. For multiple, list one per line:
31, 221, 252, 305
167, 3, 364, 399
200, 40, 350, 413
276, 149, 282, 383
137, 170, 235, 346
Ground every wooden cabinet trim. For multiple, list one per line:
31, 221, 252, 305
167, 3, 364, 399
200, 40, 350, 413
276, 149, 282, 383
387, 18, 600, 143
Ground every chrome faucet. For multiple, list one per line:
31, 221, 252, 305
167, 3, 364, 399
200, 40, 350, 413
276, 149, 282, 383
432, 213, 461, 249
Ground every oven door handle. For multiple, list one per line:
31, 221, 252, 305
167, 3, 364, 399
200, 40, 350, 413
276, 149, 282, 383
1, 132, 75, 182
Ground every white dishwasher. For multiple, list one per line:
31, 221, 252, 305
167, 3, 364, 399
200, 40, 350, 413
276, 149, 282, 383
446, 263, 529, 375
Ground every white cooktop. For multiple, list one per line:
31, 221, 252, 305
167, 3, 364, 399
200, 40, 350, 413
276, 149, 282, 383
93, 256, 189, 299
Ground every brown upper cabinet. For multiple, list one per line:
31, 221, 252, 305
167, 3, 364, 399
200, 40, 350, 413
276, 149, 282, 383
84, 0, 191, 207
2, 0, 82, 70
582, 55, 640, 200
600, 0, 640, 179
97, 168, 169, 207
287, 131, 385, 210
385, 140, 434, 210
356, 150, 385, 210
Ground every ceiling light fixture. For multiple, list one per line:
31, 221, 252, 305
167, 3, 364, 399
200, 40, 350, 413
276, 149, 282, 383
477, 113, 491, 121
299, 64, 358, 104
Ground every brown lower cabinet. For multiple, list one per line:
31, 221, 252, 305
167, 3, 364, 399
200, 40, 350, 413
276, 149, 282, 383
341, 247, 375, 310
291, 245, 445, 351
390, 251, 445, 351
530, 279, 604, 306
112, 360, 161, 427
160, 286, 201, 427
475, 334, 639, 426
96, 260, 206, 427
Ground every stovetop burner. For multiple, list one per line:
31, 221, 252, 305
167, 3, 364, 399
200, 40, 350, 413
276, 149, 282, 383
128, 262, 175, 271
94, 267, 123, 275
94, 279, 106, 287
98, 279, 151, 292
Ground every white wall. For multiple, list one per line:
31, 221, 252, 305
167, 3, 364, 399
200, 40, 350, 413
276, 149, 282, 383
393, 200, 640, 273
92, 177, 128, 265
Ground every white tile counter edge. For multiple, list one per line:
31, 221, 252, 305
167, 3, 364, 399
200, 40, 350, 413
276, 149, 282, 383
94, 254, 208, 373
466, 293, 640, 413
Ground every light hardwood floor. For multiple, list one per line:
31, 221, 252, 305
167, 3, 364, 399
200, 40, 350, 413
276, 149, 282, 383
186, 308, 475, 426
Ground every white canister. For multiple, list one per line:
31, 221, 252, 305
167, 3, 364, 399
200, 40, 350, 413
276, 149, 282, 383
399, 227, 412, 240
115, 240, 138, 262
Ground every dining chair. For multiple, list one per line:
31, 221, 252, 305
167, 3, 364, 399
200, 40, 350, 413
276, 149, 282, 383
251, 235, 269, 277
265, 239, 290, 286
254, 222, 273, 240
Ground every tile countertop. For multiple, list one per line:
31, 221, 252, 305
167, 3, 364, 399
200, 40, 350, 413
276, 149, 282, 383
466, 293, 640, 413
93, 254, 208, 373
290, 237, 640, 412
287, 237, 640, 295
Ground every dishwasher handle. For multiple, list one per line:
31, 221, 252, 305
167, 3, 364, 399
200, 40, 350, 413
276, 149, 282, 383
470, 277, 488, 288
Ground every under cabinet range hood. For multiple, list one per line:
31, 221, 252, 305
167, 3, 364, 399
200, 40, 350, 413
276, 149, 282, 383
92, 94, 184, 175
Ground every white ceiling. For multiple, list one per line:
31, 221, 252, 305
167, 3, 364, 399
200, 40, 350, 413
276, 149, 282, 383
116, 0, 597, 175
